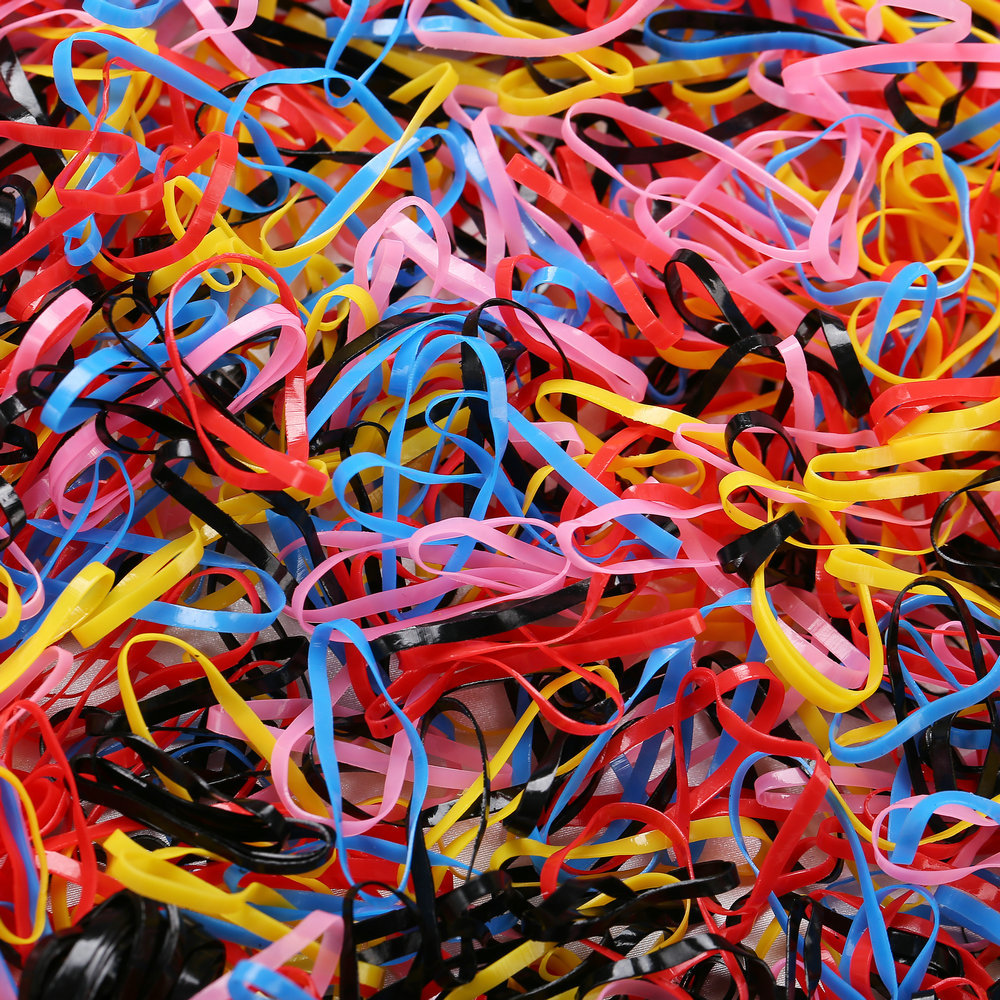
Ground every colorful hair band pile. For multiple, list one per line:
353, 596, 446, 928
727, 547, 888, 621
5, 0, 1000, 997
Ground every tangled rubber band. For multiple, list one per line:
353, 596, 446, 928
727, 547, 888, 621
4, 0, 1000, 997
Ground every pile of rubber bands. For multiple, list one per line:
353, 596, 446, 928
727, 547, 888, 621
6, 0, 1000, 996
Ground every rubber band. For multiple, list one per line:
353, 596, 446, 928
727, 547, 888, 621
7, 0, 1000, 997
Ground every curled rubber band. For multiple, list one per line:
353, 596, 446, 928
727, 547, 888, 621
7, 1, 1000, 998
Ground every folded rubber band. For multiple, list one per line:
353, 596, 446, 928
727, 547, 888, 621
5, 0, 1000, 998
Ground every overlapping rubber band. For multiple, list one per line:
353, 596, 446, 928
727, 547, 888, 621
3, 0, 1000, 997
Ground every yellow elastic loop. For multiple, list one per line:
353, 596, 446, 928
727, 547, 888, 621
72, 534, 204, 647
0, 565, 22, 642
117, 633, 330, 816
0, 564, 113, 694
102, 830, 317, 947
